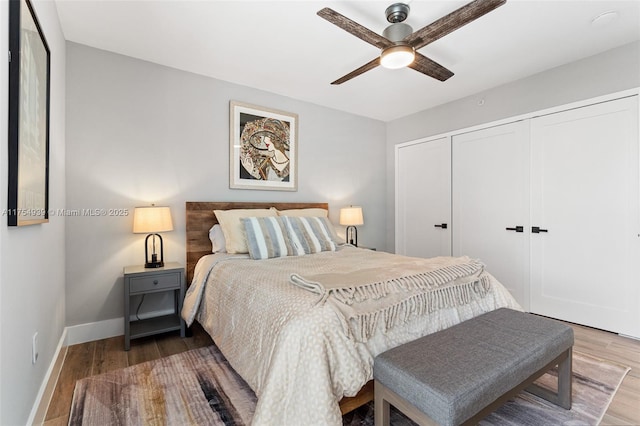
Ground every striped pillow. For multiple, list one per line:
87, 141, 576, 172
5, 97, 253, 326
242, 216, 293, 260
284, 216, 337, 255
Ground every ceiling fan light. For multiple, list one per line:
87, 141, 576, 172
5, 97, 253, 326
380, 45, 415, 69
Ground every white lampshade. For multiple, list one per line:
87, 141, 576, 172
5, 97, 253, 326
380, 44, 415, 69
133, 206, 173, 234
340, 206, 364, 226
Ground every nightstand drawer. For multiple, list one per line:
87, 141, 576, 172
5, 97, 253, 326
129, 273, 179, 293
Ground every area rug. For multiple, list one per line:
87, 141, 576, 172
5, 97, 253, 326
70, 344, 630, 426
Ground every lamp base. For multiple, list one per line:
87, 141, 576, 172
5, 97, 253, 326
144, 234, 165, 268
346, 225, 358, 247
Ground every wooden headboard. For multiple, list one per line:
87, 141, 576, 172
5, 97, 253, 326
185, 201, 329, 284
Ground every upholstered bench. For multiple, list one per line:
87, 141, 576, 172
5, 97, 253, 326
373, 308, 574, 426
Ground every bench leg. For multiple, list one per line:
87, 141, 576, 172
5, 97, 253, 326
526, 347, 572, 410
374, 381, 391, 426
374, 380, 439, 426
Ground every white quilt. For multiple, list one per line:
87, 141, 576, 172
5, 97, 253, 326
182, 247, 521, 426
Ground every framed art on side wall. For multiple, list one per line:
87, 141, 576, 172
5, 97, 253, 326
7, 0, 51, 226
229, 101, 298, 191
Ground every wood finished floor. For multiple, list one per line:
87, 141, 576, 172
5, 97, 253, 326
43, 322, 640, 425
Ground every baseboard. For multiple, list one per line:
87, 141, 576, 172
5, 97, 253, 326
27, 329, 68, 426
65, 317, 124, 346
65, 308, 175, 345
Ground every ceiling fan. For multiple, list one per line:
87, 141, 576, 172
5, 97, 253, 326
317, 0, 506, 85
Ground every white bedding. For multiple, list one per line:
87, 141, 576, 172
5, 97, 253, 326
182, 246, 521, 426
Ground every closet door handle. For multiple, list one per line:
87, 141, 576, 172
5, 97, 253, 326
506, 226, 524, 232
532, 226, 548, 234
434, 223, 448, 229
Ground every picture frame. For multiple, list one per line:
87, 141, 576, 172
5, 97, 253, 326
229, 101, 298, 191
7, 0, 51, 226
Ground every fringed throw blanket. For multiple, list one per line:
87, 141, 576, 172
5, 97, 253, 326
290, 253, 492, 342
290, 255, 485, 303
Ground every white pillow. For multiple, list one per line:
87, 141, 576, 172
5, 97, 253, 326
277, 208, 328, 218
214, 208, 278, 254
208, 224, 227, 253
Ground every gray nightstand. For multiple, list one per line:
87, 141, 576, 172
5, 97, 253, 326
123, 262, 186, 350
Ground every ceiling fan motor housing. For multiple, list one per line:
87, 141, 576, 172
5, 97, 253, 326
383, 22, 413, 42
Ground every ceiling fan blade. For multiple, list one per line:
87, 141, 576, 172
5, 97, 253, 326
331, 57, 381, 85
318, 8, 392, 50
405, 0, 506, 51
408, 53, 454, 82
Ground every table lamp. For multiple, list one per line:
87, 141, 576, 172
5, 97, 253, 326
340, 206, 364, 247
133, 205, 173, 268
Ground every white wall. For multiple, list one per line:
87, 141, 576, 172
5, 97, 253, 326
385, 41, 640, 250
65, 42, 386, 329
0, 1, 66, 424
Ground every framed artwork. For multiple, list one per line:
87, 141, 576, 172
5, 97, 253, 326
229, 101, 298, 191
7, 0, 51, 226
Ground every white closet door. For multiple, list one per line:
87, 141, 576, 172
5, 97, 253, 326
396, 138, 451, 258
530, 96, 639, 336
452, 121, 530, 309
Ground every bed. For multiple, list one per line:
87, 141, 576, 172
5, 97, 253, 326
182, 201, 521, 426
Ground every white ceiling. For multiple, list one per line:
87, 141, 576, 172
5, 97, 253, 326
54, 0, 640, 122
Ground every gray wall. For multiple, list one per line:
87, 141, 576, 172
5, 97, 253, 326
65, 42, 386, 328
385, 41, 640, 250
0, 1, 66, 424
